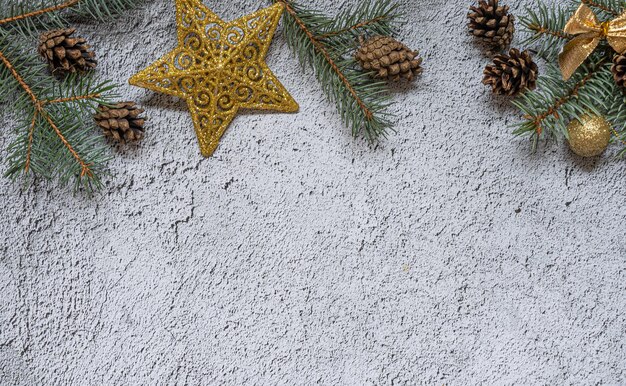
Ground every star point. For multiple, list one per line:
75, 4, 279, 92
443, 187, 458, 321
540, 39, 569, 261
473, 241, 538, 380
129, 0, 298, 157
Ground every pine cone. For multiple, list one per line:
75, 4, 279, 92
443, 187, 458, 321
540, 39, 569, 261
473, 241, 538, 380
482, 48, 538, 96
468, 0, 515, 51
612, 52, 626, 89
38, 28, 97, 75
94, 102, 146, 144
355, 36, 423, 82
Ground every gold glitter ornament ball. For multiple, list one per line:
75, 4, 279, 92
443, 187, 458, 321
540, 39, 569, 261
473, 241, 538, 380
566, 115, 612, 157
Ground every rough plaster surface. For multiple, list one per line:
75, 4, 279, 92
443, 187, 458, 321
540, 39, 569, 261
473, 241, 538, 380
1, 0, 625, 384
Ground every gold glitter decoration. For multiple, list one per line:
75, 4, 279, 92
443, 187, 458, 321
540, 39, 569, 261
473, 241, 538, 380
567, 114, 612, 157
129, 1, 299, 157
559, 3, 626, 80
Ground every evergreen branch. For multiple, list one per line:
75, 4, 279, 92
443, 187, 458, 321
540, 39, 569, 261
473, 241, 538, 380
605, 72, 626, 156
0, 0, 146, 40
520, 1, 574, 59
316, 16, 388, 39
512, 58, 613, 148
0, 34, 112, 192
316, 1, 399, 41
0, 0, 76, 40
70, 0, 146, 21
526, 24, 569, 39
579, 0, 624, 16
0, 0, 79, 25
0, 48, 93, 177
25, 110, 38, 173
44, 75, 115, 110
277, 0, 394, 140
280, 1, 373, 118
528, 67, 597, 135
45, 93, 101, 104
42, 109, 93, 177
0, 0, 143, 192
0, 48, 39, 104
514, 0, 626, 157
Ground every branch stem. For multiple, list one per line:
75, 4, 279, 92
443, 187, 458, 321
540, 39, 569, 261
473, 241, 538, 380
527, 60, 607, 134
277, 0, 374, 120
25, 111, 38, 172
41, 111, 92, 177
0, 50, 38, 103
45, 93, 101, 104
527, 23, 570, 39
316, 16, 387, 39
581, 0, 619, 16
0, 0, 80, 26
0, 49, 92, 175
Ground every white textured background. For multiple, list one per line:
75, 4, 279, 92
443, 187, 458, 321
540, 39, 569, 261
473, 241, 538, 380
1, 0, 626, 384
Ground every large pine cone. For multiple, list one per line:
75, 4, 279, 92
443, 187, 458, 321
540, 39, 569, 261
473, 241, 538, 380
468, 0, 515, 51
94, 102, 146, 144
355, 36, 423, 82
483, 48, 538, 96
38, 28, 96, 75
612, 52, 626, 89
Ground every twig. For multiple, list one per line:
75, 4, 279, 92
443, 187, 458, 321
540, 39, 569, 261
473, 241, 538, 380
24, 111, 38, 172
526, 60, 607, 134
44, 93, 101, 105
0, 0, 80, 26
41, 111, 92, 177
582, 0, 619, 16
316, 16, 387, 39
527, 23, 570, 39
0, 50, 38, 103
0, 49, 92, 176
278, 0, 374, 120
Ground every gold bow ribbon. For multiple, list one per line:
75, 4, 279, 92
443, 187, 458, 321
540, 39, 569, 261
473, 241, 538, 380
559, 3, 626, 80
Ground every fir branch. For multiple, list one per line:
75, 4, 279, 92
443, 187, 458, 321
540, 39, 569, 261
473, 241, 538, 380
316, 16, 389, 39
70, 0, 146, 21
579, 0, 624, 16
512, 58, 614, 148
520, 1, 574, 60
513, 0, 626, 156
0, 0, 79, 25
0, 0, 145, 40
0, 1, 75, 39
276, 0, 398, 141
316, 1, 399, 42
24, 110, 38, 173
0, 0, 143, 193
0, 48, 100, 180
605, 73, 626, 157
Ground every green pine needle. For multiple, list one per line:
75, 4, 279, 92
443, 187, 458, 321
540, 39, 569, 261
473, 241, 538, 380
0, 0, 145, 194
514, 0, 626, 155
276, 0, 402, 142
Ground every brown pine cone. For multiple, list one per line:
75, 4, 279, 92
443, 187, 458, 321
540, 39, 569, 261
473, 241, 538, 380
468, 0, 515, 51
38, 28, 97, 75
483, 48, 538, 96
94, 102, 146, 144
355, 36, 423, 82
612, 52, 626, 89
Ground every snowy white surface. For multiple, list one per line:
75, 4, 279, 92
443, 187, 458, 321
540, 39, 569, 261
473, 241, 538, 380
1, 0, 625, 384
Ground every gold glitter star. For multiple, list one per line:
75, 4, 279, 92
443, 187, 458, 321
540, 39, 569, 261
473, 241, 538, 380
129, 1, 299, 156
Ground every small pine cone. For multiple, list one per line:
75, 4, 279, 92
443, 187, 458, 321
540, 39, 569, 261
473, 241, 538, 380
38, 28, 97, 75
612, 52, 626, 89
468, 0, 515, 51
95, 102, 146, 144
482, 48, 538, 96
355, 36, 423, 82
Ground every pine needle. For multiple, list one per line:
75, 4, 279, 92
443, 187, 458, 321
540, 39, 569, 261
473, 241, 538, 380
0, 0, 145, 193
276, 0, 401, 142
